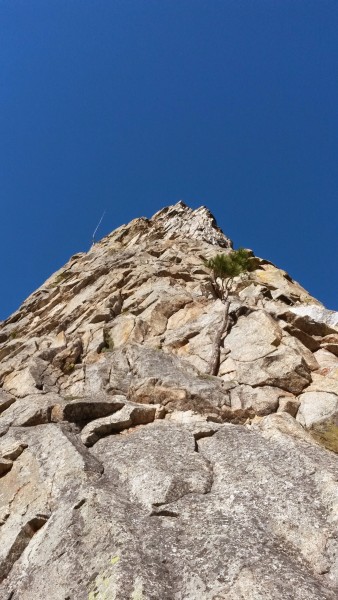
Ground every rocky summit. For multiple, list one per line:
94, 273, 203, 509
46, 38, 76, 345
1, 201, 338, 599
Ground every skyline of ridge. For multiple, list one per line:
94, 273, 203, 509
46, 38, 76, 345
1, 200, 334, 323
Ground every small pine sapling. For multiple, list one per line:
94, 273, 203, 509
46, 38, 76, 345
205, 248, 251, 302
204, 248, 251, 375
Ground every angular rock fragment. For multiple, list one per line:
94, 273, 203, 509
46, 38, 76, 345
291, 304, 338, 330
277, 396, 300, 417
121, 344, 231, 415
224, 310, 283, 361
227, 384, 290, 421
51, 394, 126, 423
222, 345, 311, 394
321, 333, 338, 357
314, 348, 338, 379
0, 440, 27, 461
81, 402, 156, 446
0, 390, 16, 415
0, 393, 61, 430
297, 391, 338, 452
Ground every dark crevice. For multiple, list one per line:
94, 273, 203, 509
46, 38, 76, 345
208, 300, 230, 376
59, 425, 104, 475
150, 509, 179, 518
193, 429, 218, 449
228, 304, 254, 325
274, 294, 294, 306
97, 328, 115, 354
73, 498, 86, 510
193, 431, 216, 495
261, 288, 273, 300
0, 514, 49, 583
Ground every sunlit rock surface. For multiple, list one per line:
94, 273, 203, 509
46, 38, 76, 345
0, 201, 338, 599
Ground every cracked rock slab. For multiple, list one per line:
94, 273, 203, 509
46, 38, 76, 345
93, 421, 214, 508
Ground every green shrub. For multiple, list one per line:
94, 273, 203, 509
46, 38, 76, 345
204, 248, 251, 300
205, 248, 251, 280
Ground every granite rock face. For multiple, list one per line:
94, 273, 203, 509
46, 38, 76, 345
0, 201, 338, 599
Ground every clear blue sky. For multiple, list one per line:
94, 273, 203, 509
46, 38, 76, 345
1, 0, 338, 320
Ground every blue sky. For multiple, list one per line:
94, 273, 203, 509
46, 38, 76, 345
1, 0, 338, 319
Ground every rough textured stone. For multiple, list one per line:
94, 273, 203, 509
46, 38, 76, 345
227, 384, 286, 421
277, 396, 300, 417
224, 344, 312, 393
321, 334, 338, 357
0, 391, 16, 415
0, 202, 338, 598
314, 348, 338, 376
291, 304, 338, 330
224, 310, 283, 361
297, 391, 338, 452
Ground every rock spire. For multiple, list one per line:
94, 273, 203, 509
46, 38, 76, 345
0, 203, 338, 599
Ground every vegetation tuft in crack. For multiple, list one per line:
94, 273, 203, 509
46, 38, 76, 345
204, 248, 252, 375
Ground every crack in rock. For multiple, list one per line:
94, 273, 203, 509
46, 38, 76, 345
0, 514, 49, 583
